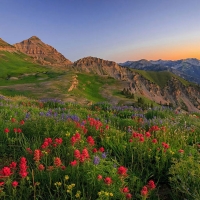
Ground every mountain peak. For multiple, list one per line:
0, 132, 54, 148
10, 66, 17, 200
14, 37, 72, 67
182, 58, 200, 66
29, 36, 41, 40
73, 56, 123, 79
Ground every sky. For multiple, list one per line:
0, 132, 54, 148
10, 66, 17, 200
1, 0, 200, 63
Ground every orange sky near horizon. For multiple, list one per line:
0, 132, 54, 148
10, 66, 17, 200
111, 41, 200, 62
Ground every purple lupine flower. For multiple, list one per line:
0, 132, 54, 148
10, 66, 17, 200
93, 156, 100, 165
102, 152, 107, 159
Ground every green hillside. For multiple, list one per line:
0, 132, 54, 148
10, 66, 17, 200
0, 51, 46, 78
132, 69, 191, 87
0, 51, 65, 87
70, 73, 117, 102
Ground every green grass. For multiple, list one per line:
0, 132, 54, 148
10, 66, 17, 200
0, 72, 117, 102
0, 71, 65, 86
0, 50, 66, 86
132, 69, 191, 88
70, 73, 116, 102
173, 74, 193, 86
112, 90, 125, 97
0, 88, 34, 98
135, 93, 158, 104
0, 51, 47, 79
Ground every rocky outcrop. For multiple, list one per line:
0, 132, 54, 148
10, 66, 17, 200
14, 36, 72, 67
73, 56, 127, 80
68, 75, 79, 92
0, 38, 16, 52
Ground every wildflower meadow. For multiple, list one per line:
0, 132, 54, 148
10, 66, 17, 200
0, 97, 200, 200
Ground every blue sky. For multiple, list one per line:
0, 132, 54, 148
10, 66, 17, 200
1, 0, 200, 62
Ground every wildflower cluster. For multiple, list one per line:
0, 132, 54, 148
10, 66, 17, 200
73, 148, 90, 163
66, 183, 75, 193
71, 132, 81, 145
19, 157, 28, 178
141, 180, 156, 198
98, 190, 113, 198
41, 137, 63, 149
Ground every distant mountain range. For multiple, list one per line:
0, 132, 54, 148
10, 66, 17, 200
0, 36, 200, 111
119, 59, 200, 84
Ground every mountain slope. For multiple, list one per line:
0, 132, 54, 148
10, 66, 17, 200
0, 38, 16, 52
0, 38, 47, 79
14, 36, 72, 67
131, 69, 191, 88
130, 70, 200, 112
0, 38, 64, 87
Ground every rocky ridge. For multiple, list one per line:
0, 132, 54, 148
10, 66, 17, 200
14, 36, 72, 67
0, 38, 16, 52
73, 56, 132, 80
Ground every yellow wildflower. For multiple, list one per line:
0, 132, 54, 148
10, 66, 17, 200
66, 132, 70, 137
67, 185, 72, 190
54, 182, 62, 187
75, 193, 80, 198
105, 192, 109, 196
65, 175, 69, 180
71, 183, 75, 187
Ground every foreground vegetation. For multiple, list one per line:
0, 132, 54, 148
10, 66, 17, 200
0, 96, 200, 199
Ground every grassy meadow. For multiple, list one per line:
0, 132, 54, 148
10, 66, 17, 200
0, 72, 123, 104
0, 96, 200, 200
